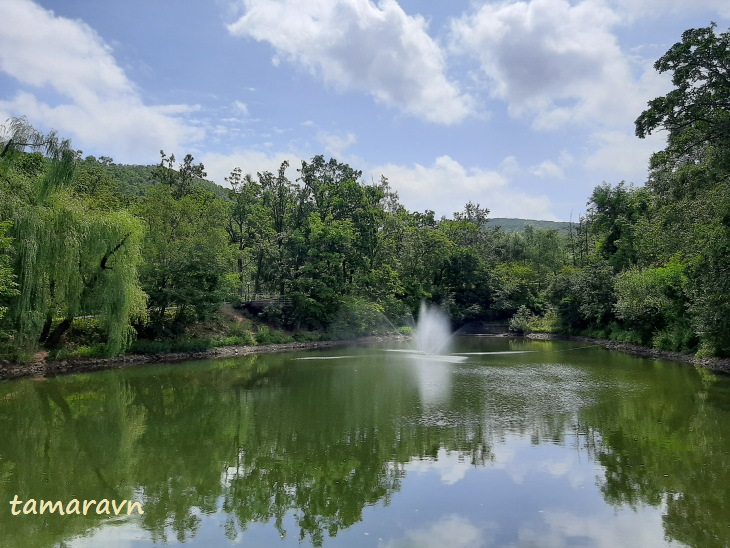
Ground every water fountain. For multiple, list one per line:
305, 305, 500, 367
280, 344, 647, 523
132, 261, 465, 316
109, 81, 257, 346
413, 302, 454, 355
385, 302, 467, 364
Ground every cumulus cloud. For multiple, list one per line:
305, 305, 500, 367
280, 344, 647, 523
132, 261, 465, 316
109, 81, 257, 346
531, 160, 564, 178
233, 100, 249, 115
317, 130, 357, 157
200, 149, 302, 187
448, 0, 662, 130
372, 155, 558, 220
584, 129, 664, 181
0, 0, 202, 162
227, 0, 473, 124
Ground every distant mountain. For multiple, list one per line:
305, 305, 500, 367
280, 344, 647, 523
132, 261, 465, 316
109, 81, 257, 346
488, 218, 572, 234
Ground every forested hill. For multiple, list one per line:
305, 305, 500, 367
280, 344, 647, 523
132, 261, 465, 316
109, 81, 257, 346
106, 164, 569, 231
488, 218, 572, 234
105, 161, 228, 199
2, 24, 730, 361
103, 162, 571, 231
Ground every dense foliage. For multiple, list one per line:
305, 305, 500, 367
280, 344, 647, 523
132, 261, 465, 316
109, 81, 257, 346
1, 24, 729, 358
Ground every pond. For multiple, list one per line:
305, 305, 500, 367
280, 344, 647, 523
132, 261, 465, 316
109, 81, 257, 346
1, 337, 729, 547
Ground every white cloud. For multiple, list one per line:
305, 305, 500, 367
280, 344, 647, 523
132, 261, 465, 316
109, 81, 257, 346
0, 0, 202, 162
233, 100, 249, 115
531, 160, 563, 178
448, 0, 661, 130
227, 0, 474, 124
200, 149, 301, 187
371, 155, 558, 220
584, 129, 664, 182
317, 130, 357, 157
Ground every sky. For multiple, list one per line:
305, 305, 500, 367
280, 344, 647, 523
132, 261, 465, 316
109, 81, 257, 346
1, 0, 729, 221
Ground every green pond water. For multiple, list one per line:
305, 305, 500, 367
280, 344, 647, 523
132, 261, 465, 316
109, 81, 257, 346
1, 337, 730, 547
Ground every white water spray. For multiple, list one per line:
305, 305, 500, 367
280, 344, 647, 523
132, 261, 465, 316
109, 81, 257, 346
413, 302, 453, 355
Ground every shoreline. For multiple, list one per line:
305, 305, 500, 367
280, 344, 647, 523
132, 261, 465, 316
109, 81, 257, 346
2, 332, 729, 382
0, 336, 403, 382
525, 332, 730, 374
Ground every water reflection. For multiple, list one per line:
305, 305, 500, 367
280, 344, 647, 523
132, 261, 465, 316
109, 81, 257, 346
381, 515, 488, 548
0, 339, 729, 547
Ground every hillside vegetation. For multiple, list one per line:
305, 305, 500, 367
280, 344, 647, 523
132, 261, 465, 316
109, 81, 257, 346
1, 24, 729, 360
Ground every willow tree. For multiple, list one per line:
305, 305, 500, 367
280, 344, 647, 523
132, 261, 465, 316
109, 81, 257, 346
0, 118, 145, 355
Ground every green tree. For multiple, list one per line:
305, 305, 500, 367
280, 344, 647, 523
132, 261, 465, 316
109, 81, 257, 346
613, 261, 690, 348
587, 182, 650, 272
0, 118, 145, 354
137, 183, 231, 329
634, 24, 730, 355
635, 24, 730, 171
0, 220, 19, 323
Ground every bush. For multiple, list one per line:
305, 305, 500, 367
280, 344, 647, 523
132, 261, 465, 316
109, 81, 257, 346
530, 307, 559, 333
255, 325, 292, 345
129, 338, 212, 354
329, 297, 387, 339
651, 324, 698, 353
509, 305, 560, 335
213, 333, 255, 347
68, 318, 106, 346
293, 331, 323, 342
255, 325, 272, 344
260, 305, 285, 326
48, 344, 111, 359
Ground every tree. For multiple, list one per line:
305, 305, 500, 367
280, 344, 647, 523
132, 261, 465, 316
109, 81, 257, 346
137, 182, 231, 329
0, 118, 145, 354
153, 150, 206, 199
587, 182, 650, 272
635, 24, 730, 171
0, 220, 18, 324
613, 262, 689, 347
634, 25, 730, 355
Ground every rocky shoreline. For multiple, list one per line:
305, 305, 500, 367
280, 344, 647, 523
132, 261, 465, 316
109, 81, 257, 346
2, 332, 728, 382
526, 332, 730, 374
0, 336, 403, 382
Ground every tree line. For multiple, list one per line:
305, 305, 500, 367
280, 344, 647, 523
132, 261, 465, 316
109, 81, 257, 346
1, 24, 729, 359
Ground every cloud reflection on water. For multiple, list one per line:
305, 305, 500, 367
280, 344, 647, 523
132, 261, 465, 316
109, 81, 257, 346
379, 514, 491, 548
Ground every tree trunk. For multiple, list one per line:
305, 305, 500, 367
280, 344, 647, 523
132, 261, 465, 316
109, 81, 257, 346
43, 317, 73, 349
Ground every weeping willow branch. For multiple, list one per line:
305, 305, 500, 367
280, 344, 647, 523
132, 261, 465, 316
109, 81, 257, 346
3, 119, 146, 355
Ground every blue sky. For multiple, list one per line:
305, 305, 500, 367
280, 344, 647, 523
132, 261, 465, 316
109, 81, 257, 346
1, 0, 729, 220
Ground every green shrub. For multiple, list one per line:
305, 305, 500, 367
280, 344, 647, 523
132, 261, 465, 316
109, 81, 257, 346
213, 333, 254, 347
69, 318, 106, 346
293, 331, 323, 342
509, 306, 535, 334
529, 306, 560, 333
255, 325, 272, 344
255, 326, 293, 345
329, 297, 387, 339
130, 338, 212, 354
652, 325, 698, 353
